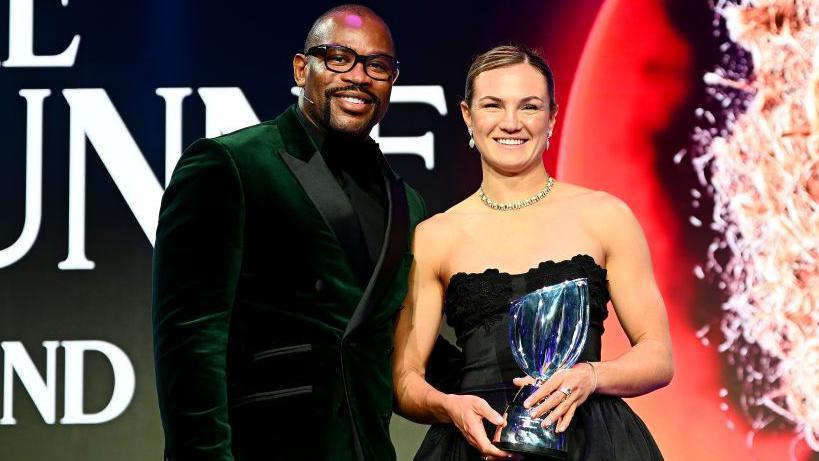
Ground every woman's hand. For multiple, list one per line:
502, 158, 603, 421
442, 394, 521, 460
512, 363, 596, 433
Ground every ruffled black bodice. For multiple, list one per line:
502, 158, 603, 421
444, 254, 609, 348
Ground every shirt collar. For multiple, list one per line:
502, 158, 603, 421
294, 104, 384, 174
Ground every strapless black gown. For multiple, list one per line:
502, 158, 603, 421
414, 254, 664, 461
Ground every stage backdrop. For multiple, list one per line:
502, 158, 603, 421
1, 1, 817, 460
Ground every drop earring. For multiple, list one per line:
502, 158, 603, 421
468, 127, 475, 149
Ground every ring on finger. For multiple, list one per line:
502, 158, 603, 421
559, 386, 572, 398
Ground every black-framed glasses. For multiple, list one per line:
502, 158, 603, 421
305, 44, 399, 82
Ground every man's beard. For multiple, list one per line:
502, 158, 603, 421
321, 85, 382, 139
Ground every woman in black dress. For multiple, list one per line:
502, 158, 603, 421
392, 45, 673, 460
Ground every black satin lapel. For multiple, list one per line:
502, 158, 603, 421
344, 171, 409, 336
278, 148, 371, 283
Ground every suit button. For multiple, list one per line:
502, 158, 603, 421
314, 278, 325, 292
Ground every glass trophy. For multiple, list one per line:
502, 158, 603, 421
493, 278, 590, 459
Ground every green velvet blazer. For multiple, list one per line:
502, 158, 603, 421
152, 105, 426, 461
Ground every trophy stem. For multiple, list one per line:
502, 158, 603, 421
493, 384, 567, 460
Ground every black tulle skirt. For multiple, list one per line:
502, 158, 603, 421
413, 392, 664, 461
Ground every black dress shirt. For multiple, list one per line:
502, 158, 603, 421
295, 107, 387, 285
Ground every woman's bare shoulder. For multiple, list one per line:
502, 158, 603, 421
412, 196, 481, 261
413, 211, 460, 253
417, 195, 480, 233
554, 181, 632, 216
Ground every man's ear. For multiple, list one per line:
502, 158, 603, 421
293, 53, 308, 87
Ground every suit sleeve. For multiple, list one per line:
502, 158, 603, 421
152, 138, 244, 461
418, 190, 430, 220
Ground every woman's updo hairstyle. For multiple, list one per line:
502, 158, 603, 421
464, 44, 557, 113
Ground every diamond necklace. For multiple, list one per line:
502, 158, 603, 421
477, 176, 555, 211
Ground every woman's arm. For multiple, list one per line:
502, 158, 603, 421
591, 195, 674, 396
392, 219, 453, 423
525, 193, 673, 430
392, 218, 512, 460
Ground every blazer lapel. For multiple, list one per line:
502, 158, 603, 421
344, 165, 409, 336
273, 105, 411, 333
275, 107, 371, 284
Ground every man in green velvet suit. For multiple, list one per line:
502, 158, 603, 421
152, 5, 425, 460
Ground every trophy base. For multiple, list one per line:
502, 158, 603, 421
492, 385, 568, 460
494, 442, 566, 460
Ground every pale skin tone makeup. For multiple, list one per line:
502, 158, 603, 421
392, 61, 674, 460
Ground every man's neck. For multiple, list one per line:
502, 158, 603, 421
295, 103, 327, 151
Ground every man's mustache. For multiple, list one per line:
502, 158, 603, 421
324, 85, 381, 106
